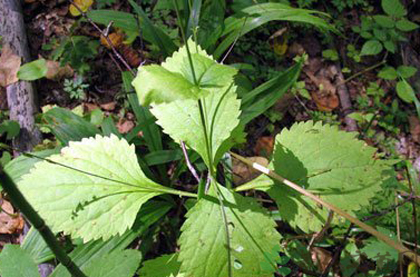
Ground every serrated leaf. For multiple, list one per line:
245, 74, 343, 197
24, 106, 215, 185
83, 249, 141, 277
378, 66, 398, 80
18, 135, 167, 242
146, 41, 241, 168
360, 227, 398, 269
382, 0, 406, 17
151, 84, 241, 168
133, 40, 237, 106
0, 245, 40, 277
360, 40, 383, 56
396, 79, 415, 103
139, 253, 184, 277
258, 121, 393, 233
178, 183, 281, 277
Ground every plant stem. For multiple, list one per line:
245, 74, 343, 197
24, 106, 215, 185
339, 60, 386, 85
229, 151, 420, 266
0, 165, 87, 277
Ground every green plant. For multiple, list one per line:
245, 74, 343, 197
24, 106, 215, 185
63, 76, 89, 100
352, 0, 419, 56
52, 36, 99, 74
1, 40, 419, 277
378, 65, 418, 103
0, 119, 20, 166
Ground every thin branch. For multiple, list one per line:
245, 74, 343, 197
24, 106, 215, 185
180, 141, 200, 183
220, 16, 248, 64
69, 0, 135, 75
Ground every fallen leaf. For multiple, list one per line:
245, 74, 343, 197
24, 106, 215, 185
305, 68, 339, 112
254, 136, 275, 156
0, 198, 24, 234
120, 45, 142, 67
233, 156, 269, 185
0, 45, 21, 87
116, 118, 135, 134
69, 0, 93, 16
100, 33, 124, 49
100, 101, 116, 111
45, 60, 74, 80
269, 28, 288, 57
409, 116, 420, 143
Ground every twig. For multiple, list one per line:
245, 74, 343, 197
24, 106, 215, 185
220, 16, 248, 64
338, 60, 386, 86
320, 223, 353, 277
69, 0, 135, 75
180, 141, 200, 183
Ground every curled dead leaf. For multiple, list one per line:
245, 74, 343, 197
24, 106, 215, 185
100, 33, 124, 50
311, 247, 332, 272
0, 45, 21, 87
0, 198, 24, 234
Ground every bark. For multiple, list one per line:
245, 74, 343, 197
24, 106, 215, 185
0, 0, 41, 152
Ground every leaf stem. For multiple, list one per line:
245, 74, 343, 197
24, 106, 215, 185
0, 165, 87, 277
229, 151, 420, 266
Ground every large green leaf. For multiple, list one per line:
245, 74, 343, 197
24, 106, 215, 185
133, 40, 237, 106
257, 121, 394, 233
151, 84, 240, 168
178, 184, 281, 277
83, 249, 141, 277
134, 41, 241, 168
17, 135, 169, 242
0, 245, 39, 277
139, 253, 183, 277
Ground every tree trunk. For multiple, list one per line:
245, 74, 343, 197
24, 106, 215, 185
0, 0, 42, 152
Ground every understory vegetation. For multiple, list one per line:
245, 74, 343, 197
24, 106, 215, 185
0, 0, 420, 276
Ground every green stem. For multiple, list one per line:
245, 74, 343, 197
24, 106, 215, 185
229, 151, 420, 266
0, 165, 87, 277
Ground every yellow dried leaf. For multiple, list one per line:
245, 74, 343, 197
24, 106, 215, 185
69, 0, 93, 16
100, 33, 124, 49
0, 45, 21, 87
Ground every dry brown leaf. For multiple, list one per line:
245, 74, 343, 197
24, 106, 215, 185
0, 45, 21, 87
100, 102, 116, 111
0, 198, 24, 234
233, 156, 269, 185
311, 91, 339, 112
254, 136, 275, 156
117, 119, 135, 134
305, 69, 339, 112
45, 60, 73, 80
100, 33, 124, 49
409, 116, 420, 143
